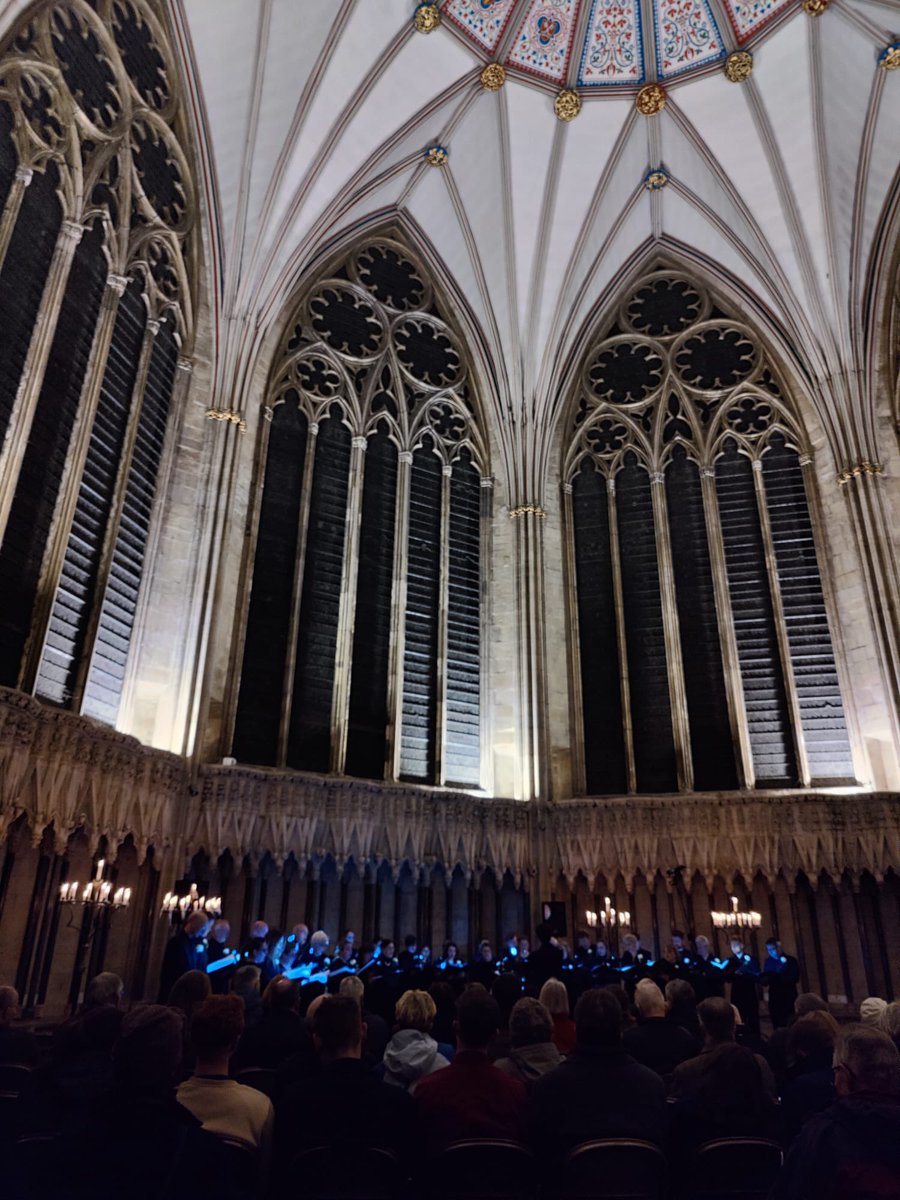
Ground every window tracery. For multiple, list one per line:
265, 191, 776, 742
565, 269, 855, 794
232, 235, 487, 789
0, 0, 194, 723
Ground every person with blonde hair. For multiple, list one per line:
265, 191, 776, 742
382, 988, 449, 1092
539, 977, 576, 1055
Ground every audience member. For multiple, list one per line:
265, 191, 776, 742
765, 992, 831, 1085
159, 910, 211, 1002
339, 974, 389, 1062
276, 994, 416, 1177
177, 994, 274, 1186
669, 997, 778, 1151
623, 979, 696, 1078
230, 963, 263, 1029
664, 978, 702, 1048
881, 1000, 900, 1051
168, 969, 212, 1021
382, 989, 450, 1092
0, 984, 38, 1067
495, 997, 561, 1084
415, 987, 527, 1153
539, 978, 576, 1056
489, 972, 523, 1061
233, 974, 309, 1071
860, 995, 888, 1026
773, 1027, 900, 1199
428, 981, 457, 1048
780, 1011, 838, 1142
529, 987, 667, 1161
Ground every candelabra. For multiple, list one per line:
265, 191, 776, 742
711, 895, 762, 929
586, 896, 631, 953
59, 859, 131, 909
160, 883, 221, 922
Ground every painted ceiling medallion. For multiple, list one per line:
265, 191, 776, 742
724, 50, 753, 81
636, 82, 666, 115
554, 87, 582, 120
802, 0, 829, 14
414, 3, 441, 33
878, 41, 900, 70
425, 144, 449, 166
480, 62, 507, 90
645, 169, 668, 190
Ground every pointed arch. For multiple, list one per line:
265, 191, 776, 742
229, 226, 490, 790
561, 260, 857, 798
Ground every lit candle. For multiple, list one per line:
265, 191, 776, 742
123, 888, 131, 904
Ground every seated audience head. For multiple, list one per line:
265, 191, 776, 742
190, 994, 244, 1068
183, 910, 210, 938
0, 985, 19, 1025
339, 974, 365, 1006
698, 997, 736, 1045
574, 987, 623, 1049
795, 992, 830, 1017
395, 989, 436, 1033
456, 987, 501, 1051
787, 1010, 839, 1068
167, 968, 211, 1015
231, 963, 261, 1002
85, 971, 124, 1010
665, 978, 696, 1011
311, 994, 364, 1062
833, 1027, 900, 1098
539, 978, 570, 1018
880, 1001, 900, 1050
210, 918, 230, 945
249, 919, 269, 940
509, 997, 553, 1049
860, 996, 889, 1026
634, 978, 666, 1019
262, 974, 301, 1013
114, 1003, 184, 1092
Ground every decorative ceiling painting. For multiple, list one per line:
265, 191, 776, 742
443, 0, 798, 88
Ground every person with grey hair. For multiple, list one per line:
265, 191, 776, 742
773, 1027, 900, 1199
623, 978, 696, 1078
494, 997, 561, 1084
84, 971, 124, 1010
859, 996, 888, 1026
0, 983, 37, 1066
158, 909, 211, 1002
881, 1000, 900, 1052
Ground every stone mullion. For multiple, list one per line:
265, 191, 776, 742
386, 452, 412, 781
72, 318, 159, 713
0, 164, 33, 278
752, 458, 811, 786
0, 218, 83, 544
21, 272, 128, 693
436, 466, 451, 786
561, 484, 588, 793
277, 425, 317, 767
701, 466, 754, 788
607, 476, 636, 793
330, 436, 367, 774
478, 477, 493, 795
650, 471, 693, 792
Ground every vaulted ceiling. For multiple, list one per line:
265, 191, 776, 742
4, 0, 896, 490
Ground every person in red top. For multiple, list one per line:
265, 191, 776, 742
414, 986, 527, 1153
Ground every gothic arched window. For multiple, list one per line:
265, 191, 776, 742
0, 1, 194, 725
231, 236, 488, 788
565, 270, 855, 795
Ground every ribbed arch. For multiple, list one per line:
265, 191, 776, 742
0, 0, 195, 722
564, 266, 855, 795
231, 233, 489, 788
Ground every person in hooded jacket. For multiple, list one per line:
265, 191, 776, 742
773, 1026, 900, 1200
381, 989, 450, 1093
495, 997, 561, 1085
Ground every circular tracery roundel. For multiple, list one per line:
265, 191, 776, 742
49, 5, 123, 132
309, 283, 385, 359
108, 0, 171, 114
353, 244, 428, 312
586, 339, 664, 405
673, 323, 759, 391
624, 277, 705, 338
395, 315, 462, 389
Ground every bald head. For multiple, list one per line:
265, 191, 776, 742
634, 979, 666, 1018
0, 986, 19, 1025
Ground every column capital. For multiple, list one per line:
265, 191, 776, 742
15, 164, 34, 186
146, 318, 161, 336
351, 435, 368, 451
398, 450, 413, 464
106, 273, 129, 295
59, 219, 84, 245
176, 357, 193, 374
